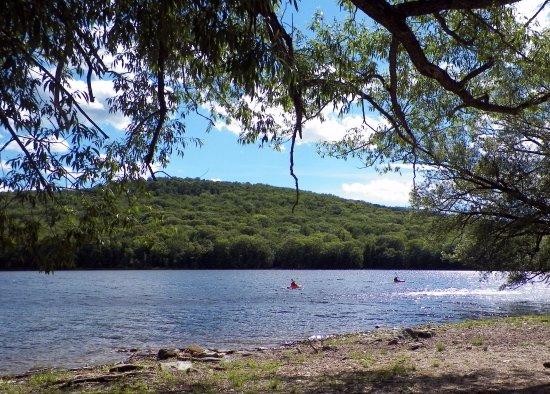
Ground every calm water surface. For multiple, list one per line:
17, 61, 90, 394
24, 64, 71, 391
0, 270, 549, 375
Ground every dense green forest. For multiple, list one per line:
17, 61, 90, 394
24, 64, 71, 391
0, 178, 464, 270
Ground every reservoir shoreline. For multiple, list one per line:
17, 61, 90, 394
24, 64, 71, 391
1, 315, 549, 392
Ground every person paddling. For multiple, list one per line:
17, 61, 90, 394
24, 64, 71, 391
289, 279, 300, 289
393, 276, 405, 283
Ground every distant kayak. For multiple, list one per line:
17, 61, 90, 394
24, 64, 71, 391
393, 277, 405, 283
288, 280, 300, 289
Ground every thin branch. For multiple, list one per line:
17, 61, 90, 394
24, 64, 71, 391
459, 59, 495, 85
0, 110, 52, 194
433, 12, 475, 47
524, 0, 550, 27
27, 54, 110, 139
349, 0, 549, 114
254, 2, 303, 212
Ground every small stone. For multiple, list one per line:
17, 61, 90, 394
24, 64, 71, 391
388, 338, 399, 345
195, 357, 222, 363
374, 325, 381, 329
483, 346, 488, 352
109, 364, 143, 373
190, 350, 223, 359
409, 343, 423, 350
160, 361, 192, 372
321, 345, 336, 351
543, 362, 550, 368
158, 348, 179, 360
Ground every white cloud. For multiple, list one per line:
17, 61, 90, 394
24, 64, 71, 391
394, 162, 436, 172
215, 118, 242, 135
68, 79, 130, 130
300, 111, 380, 144
341, 179, 412, 206
212, 98, 383, 144
210, 178, 221, 182
515, 0, 549, 31
4, 136, 69, 153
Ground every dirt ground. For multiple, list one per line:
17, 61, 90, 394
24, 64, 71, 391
1, 315, 549, 393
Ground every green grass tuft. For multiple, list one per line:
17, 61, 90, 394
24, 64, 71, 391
471, 336, 484, 346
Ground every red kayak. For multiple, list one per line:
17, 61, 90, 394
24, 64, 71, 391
288, 284, 301, 289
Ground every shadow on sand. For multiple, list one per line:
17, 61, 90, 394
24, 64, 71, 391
276, 367, 550, 393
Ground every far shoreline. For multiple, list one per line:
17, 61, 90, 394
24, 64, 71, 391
0, 267, 486, 272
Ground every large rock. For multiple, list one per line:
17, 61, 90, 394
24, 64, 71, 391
185, 344, 206, 356
160, 361, 192, 372
409, 342, 424, 351
403, 328, 434, 339
158, 348, 179, 360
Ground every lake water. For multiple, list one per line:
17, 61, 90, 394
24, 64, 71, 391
1, 270, 549, 375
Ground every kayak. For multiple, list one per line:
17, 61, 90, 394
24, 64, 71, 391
288, 285, 301, 289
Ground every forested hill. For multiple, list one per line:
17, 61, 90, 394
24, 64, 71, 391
1, 178, 461, 270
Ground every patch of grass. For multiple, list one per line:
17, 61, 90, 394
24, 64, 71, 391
221, 359, 283, 390
471, 336, 484, 346
267, 378, 282, 390
0, 380, 25, 394
324, 335, 357, 347
350, 351, 374, 368
27, 370, 69, 389
371, 356, 416, 380
226, 368, 254, 389
455, 314, 550, 329
436, 342, 445, 352
155, 369, 180, 388
282, 349, 307, 364
431, 360, 440, 368
157, 368, 177, 383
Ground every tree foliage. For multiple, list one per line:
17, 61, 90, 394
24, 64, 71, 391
0, 1, 548, 282
0, 178, 456, 270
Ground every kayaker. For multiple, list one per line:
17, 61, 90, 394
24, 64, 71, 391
393, 276, 404, 283
290, 279, 299, 289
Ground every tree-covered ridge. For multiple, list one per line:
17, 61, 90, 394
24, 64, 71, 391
0, 178, 459, 270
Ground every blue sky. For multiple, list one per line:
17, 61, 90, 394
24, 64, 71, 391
165, 106, 415, 206
165, 0, 415, 207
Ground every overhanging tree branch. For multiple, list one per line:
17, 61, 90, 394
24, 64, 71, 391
0, 110, 52, 194
350, 0, 550, 115
393, 0, 520, 16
